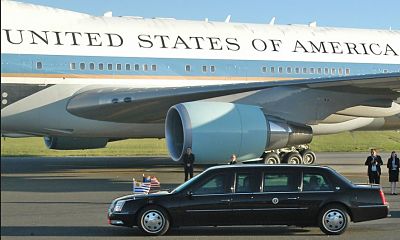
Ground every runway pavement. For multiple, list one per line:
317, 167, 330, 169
1, 152, 400, 240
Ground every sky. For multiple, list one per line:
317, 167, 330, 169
13, 0, 400, 30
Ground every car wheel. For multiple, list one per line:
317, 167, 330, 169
318, 204, 349, 235
263, 152, 280, 164
137, 206, 170, 236
301, 149, 316, 164
285, 152, 302, 164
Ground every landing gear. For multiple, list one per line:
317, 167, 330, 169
301, 149, 316, 164
263, 152, 280, 164
262, 145, 316, 165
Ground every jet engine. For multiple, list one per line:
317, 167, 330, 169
165, 102, 312, 164
44, 136, 108, 150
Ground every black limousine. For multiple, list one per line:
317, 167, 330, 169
108, 165, 389, 235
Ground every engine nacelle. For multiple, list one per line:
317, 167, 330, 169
165, 102, 312, 164
44, 136, 108, 150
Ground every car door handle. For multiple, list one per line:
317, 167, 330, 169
287, 197, 299, 200
220, 199, 231, 203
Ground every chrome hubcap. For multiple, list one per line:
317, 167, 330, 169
323, 209, 345, 232
142, 210, 164, 233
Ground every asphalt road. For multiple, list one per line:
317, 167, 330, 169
1, 153, 399, 240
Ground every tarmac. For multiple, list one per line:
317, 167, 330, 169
1, 152, 400, 240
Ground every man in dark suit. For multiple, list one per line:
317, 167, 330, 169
183, 147, 195, 181
387, 151, 399, 195
365, 149, 384, 184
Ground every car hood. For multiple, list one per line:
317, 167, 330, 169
115, 191, 171, 201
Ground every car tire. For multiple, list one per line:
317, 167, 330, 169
137, 205, 170, 236
318, 204, 349, 235
263, 152, 280, 164
301, 149, 316, 164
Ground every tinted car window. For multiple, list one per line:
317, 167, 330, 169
235, 173, 253, 193
193, 174, 228, 195
303, 173, 332, 191
263, 172, 299, 192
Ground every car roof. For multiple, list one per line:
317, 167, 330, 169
207, 164, 334, 171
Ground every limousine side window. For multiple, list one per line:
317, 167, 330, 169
303, 173, 332, 191
235, 172, 261, 193
193, 174, 228, 195
263, 172, 298, 192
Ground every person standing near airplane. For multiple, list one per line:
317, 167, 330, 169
183, 147, 195, 181
229, 154, 237, 165
365, 149, 383, 184
387, 151, 399, 195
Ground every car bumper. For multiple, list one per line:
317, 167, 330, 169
351, 205, 389, 222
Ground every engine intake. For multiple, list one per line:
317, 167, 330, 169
165, 102, 312, 164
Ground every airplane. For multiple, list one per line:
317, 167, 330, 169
1, 0, 400, 164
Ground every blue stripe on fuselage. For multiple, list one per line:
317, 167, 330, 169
1, 53, 399, 78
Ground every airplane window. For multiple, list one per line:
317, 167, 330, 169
70, 62, 76, 70
278, 67, 283, 73
107, 63, 113, 70
185, 65, 191, 72
270, 67, 275, 73
286, 67, 292, 74
295, 67, 300, 74
345, 68, 350, 75
338, 68, 343, 75
317, 68, 322, 74
98, 63, 104, 70
331, 68, 336, 75
80, 63, 85, 70
262, 66, 267, 73
202, 65, 207, 72
324, 68, 329, 75
116, 64, 122, 71
303, 68, 307, 74
125, 64, 131, 71
310, 68, 315, 74
89, 63, 95, 70
143, 64, 148, 71
134, 64, 140, 71
383, 69, 388, 73
151, 64, 157, 71
36, 62, 42, 70
210, 65, 216, 72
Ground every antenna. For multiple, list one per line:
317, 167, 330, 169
103, 11, 113, 17
225, 15, 231, 23
269, 17, 276, 25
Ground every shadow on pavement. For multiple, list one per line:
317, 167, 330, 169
1, 226, 321, 237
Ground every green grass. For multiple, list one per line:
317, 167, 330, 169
1, 131, 399, 157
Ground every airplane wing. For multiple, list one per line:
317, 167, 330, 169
66, 72, 400, 123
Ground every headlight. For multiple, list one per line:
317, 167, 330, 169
114, 200, 126, 212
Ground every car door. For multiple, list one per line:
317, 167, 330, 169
229, 170, 262, 225
251, 168, 304, 225
178, 171, 234, 226
297, 170, 336, 224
